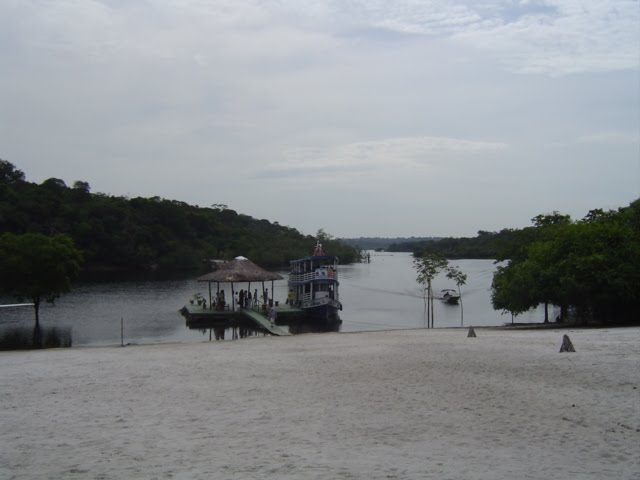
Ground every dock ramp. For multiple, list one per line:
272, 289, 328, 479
241, 309, 292, 336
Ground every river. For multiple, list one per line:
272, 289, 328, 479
0, 253, 547, 347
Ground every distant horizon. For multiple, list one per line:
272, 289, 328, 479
2, 0, 637, 238
7, 157, 637, 241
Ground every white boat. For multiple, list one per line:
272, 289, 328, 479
288, 242, 342, 320
440, 289, 460, 304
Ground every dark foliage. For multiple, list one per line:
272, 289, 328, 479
0, 326, 72, 350
0, 159, 359, 277
341, 236, 440, 251
393, 230, 508, 259
491, 201, 640, 325
0, 232, 83, 326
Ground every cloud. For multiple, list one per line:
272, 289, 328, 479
6, 1, 638, 77
267, 0, 639, 76
264, 136, 509, 182
576, 132, 640, 146
0, 0, 637, 237
460, 1, 638, 75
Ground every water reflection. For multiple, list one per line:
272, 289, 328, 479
194, 326, 264, 341
0, 325, 72, 350
186, 315, 342, 340
288, 318, 341, 335
0, 254, 547, 347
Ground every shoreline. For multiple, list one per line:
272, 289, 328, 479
4, 320, 639, 352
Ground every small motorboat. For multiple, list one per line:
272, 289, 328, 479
440, 289, 460, 304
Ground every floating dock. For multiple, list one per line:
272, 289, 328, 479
180, 304, 306, 336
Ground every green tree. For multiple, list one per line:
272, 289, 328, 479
491, 211, 571, 322
72, 180, 91, 194
414, 252, 449, 328
317, 228, 332, 239
531, 211, 571, 228
0, 233, 83, 328
491, 200, 640, 325
0, 159, 25, 184
491, 261, 540, 324
446, 265, 467, 326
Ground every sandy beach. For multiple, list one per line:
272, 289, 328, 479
1, 327, 638, 479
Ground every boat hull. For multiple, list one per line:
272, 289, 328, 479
297, 297, 342, 320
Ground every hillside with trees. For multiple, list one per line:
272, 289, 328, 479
0, 160, 359, 277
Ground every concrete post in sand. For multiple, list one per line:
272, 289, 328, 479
467, 327, 476, 338
560, 334, 576, 352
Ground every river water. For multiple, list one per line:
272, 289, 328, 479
0, 253, 546, 347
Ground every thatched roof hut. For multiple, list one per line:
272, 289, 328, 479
197, 257, 283, 311
197, 256, 283, 283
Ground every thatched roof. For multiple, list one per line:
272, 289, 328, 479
197, 257, 284, 283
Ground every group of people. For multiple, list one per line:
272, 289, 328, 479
207, 287, 278, 328
207, 288, 272, 312
234, 288, 271, 310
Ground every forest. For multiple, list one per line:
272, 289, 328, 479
406, 201, 640, 325
0, 160, 360, 277
489, 204, 640, 325
387, 231, 506, 258
340, 236, 440, 251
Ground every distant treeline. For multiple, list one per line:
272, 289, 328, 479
397, 202, 640, 325
387, 230, 511, 258
0, 160, 359, 277
340, 236, 440, 251
342, 233, 515, 258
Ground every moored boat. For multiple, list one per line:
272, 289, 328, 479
288, 242, 342, 320
440, 288, 461, 304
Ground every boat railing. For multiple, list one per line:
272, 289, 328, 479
289, 270, 338, 283
298, 292, 339, 303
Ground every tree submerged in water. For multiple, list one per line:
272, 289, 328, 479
414, 253, 467, 328
414, 252, 447, 328
0, 233, 82, 336
446, 265, 467, 326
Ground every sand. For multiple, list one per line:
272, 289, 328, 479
1, 327, 639, 479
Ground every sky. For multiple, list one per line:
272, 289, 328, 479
1, 0, 639, 238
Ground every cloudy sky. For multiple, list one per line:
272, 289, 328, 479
1, 0, 638, 237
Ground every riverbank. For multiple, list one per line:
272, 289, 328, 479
1, 327, 638, 479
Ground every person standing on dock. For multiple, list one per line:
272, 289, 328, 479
269, 306, 277, 327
